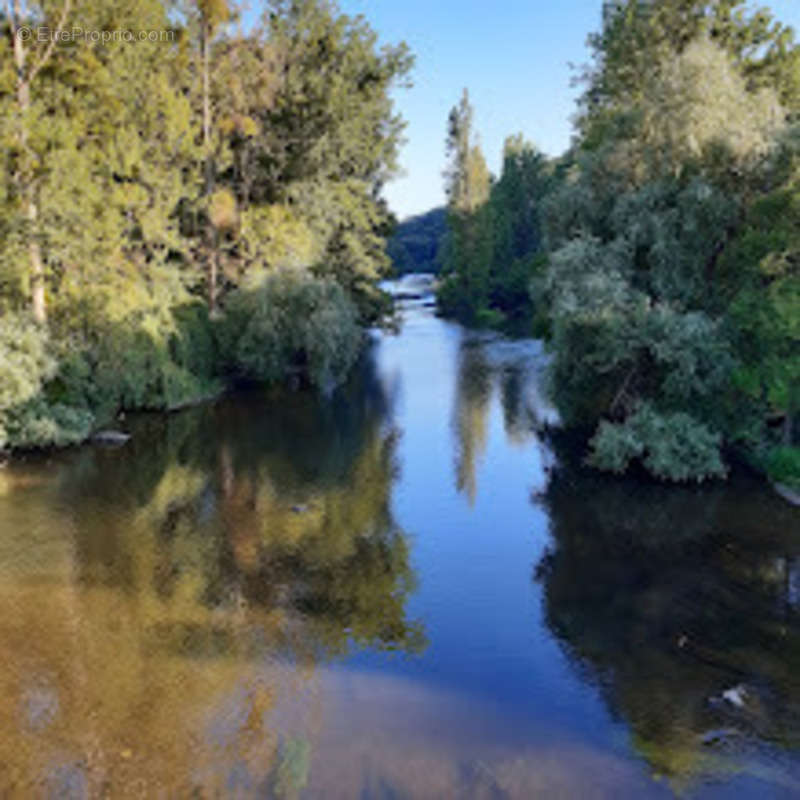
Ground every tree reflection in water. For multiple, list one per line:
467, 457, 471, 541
451, 333, 551, 504
537, 451, 800, 792
0, 357, 424, 797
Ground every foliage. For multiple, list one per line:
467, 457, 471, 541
720, 145, 800, 449
438, 104, 553, 326
536, 28, 799, 481
579, 0, 800, 143
0, 0, 411, 451
0, 314, 92, 449
587, 403, 727, 482
766, 446, 800, 490
219, 270, 363, 390
254, 0, 413, 307
387, 207, 447, 275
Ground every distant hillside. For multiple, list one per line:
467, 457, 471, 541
387, 207, 447, 275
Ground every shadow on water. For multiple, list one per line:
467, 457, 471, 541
536, 445, 800, 793
0, 352, 425, 797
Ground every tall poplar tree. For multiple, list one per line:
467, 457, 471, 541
438, 89, 492, 321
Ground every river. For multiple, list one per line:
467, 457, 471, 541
0, 283, 798, 798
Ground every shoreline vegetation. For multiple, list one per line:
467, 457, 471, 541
1, 1, 798, 499
401, 1, 799, 493
1, 0, 410, 452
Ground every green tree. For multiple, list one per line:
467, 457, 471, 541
195, 0, 234, 313
541, 36, 791, 481
437, 89, 493, 322
580, 0, 800, 145
487, 135, 551, 320
5, 0, 73, 323
720, 134, 800, 453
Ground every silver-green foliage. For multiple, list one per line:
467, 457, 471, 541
588, 403, 727, 482
536, 36, 790, 481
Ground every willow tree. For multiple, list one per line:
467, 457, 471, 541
579, 0, 800, 145
543, 37, 790, 481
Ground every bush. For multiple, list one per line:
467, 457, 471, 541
766, 446, 800, 489
2, 398, 93, 450
474, 307, 507, 329
1, 299, 222, 451
219, 270, 363, 390
50, 301, 219, 419
587, 403, 728, 482
0, 314, 93, 450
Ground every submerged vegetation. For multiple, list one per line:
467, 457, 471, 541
0, 0, 411, 450
433, 1, 800, 484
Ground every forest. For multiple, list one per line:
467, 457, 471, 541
436, 0, 799, 487
0, 0, 410, 449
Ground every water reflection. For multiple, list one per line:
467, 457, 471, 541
537, 453, 800, 793
0, 357, 424, 796
2, 300, 799, 798
451, 333, 553, 503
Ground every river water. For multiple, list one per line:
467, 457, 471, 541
0, 288, 798, 798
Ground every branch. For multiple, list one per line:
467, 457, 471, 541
28, 0, 71, 85
610, 365, 637, 417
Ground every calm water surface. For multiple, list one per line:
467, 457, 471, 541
1, 292, 799, 798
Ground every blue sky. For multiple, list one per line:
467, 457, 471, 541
336, 0, 800, 220
250, 1, 800, 220
337, 0, 602, 218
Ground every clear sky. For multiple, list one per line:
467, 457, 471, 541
334, 0, 800, 221
242, 1, 800, 221
335, 0, 600, 219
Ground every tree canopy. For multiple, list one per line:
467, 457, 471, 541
0, 0, 412, 450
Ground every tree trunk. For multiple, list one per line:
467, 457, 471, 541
27, 200, 47, 324
12, 0, 47, 323
201, 20, 217, 313
206, 229, 218, 314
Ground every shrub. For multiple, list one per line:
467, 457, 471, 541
219, 270, 363, 390
50, 301, 219, 419
766, 446, 800, 489
0, 314, 93, 450
588, 403, 728, 482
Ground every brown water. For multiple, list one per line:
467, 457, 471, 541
0, 294, 798, 798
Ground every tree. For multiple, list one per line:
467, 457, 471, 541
5, 0, 72, 322
721, 137, 800, 451
195, 0, 233, 312
487, 136, 551, 319
257, 0, 413, 312
438, 89, 493, 322
444, 88, 490, 214
579, 0, 800, 145
540, 35, 793, 481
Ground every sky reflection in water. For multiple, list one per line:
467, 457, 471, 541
0, 299, 798, 798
